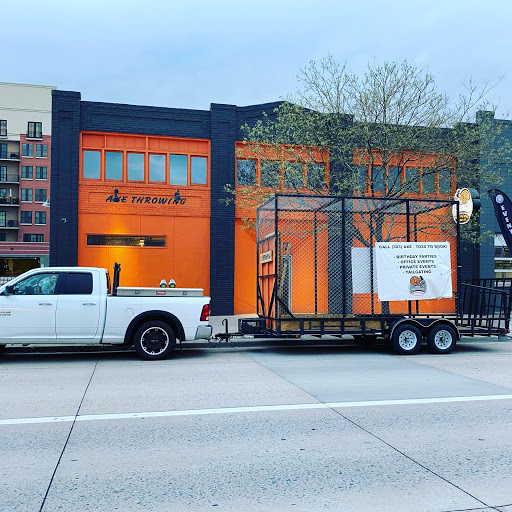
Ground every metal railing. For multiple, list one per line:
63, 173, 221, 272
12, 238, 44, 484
0, 174, 20, 183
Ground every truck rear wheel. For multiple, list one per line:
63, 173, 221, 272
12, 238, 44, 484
391, 324, 422, 355
427, 324, 456, 354
133, 320, 175, 360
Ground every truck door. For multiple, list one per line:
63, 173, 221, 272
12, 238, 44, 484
55, 272, 101, 342
0, 272, 60, 342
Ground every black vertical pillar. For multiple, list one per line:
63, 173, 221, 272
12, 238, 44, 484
210, 104, 237, 315
50, 90, 81, 266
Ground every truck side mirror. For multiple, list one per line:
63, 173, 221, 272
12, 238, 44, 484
3, 285, 14, 295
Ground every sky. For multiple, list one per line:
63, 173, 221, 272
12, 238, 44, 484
3, 0, 512, 118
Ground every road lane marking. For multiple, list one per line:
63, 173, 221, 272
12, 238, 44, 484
2, 394, 512, 426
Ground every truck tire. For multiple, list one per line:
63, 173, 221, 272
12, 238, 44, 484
391, 324, 422, 355
427, 324, 457, 354
133, 320, 176, 360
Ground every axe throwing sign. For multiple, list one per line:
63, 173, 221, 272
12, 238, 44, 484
375, 242, 452, 301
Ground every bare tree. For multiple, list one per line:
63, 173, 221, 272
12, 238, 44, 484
229, 57, 506, 223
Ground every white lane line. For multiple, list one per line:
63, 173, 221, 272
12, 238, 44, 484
2, 394, 512, 426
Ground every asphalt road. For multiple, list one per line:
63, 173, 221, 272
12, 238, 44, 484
2, 338, 512, 511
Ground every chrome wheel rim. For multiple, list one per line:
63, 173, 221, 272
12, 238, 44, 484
141, 327, 169, 355
398, 330, 418, 350
434, 330, 452, 349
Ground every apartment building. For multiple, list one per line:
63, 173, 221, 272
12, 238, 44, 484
0, 82, 55, 282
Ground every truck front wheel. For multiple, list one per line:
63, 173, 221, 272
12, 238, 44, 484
133, 320, 176, 360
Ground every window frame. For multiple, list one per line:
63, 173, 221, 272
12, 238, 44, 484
36, 144, 48, 158
22, 144, 34, 158
20, 211, 32, 225
35, 189, 47, 203
0, 120, 6, 137
27, 122, 42, 139
22, 166, 33, 179
34, 211, 46, 225
21, 188, 33, 202
23, 233, 44, 242
190, 156, 208, 186
35, 166, 47, 180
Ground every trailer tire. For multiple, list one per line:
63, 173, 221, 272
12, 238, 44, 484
392, 324, 422, 355
133, 320, 176, 360
427, 324, 456, 354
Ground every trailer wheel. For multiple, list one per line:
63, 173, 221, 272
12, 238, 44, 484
392, 324, 422, 355
133, 320, 175, 360
427, 324, 456, 354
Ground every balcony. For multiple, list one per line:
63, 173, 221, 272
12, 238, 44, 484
0, 220, 19, 229
0, 197, 19, 205
0, 152, 20, 161
0, 174, 20, 184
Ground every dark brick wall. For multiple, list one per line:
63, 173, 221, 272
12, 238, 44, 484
209, 104, 237, 315
50, 90, 81, 266
80, 101, 211, 139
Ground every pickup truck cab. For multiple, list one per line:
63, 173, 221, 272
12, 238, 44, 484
0, 267, 212, 360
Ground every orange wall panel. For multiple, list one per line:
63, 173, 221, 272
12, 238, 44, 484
234, 220, 258, 313
78, 131, 211, 294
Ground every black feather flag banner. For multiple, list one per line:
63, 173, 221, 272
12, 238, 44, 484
488, 189, 512, 252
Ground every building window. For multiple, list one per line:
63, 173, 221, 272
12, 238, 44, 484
0, 211, 5, 227
36, 144, 48, 158
439, 171, 452, 194
21, 189, 33, 202
260, 161, 280, 188
307, 163, 326, 189
36, 166, 47, 180
191, 157, 207, 185
22, 144, 33, 157
149, 154, 165, 182
35, 211, 46, 225
127, 153, 144, 181
83, 150, 101, 179
494, 234, 512, 278
0, 143, 7, 159
20, 211, 32, 224
35, 189, 47, 202
0, 120, 6, 137
105, 152, 123, 180
22, 166, 33, 179
87, 235, 166, 247
237, 160, 256, 186
0, 166, 6, 181
405, 168, 419, 193
169, 154, 188, 185
0, 188, 6, 197
27, 122, 42, 138
422, 170, 436, 194
23, 234, 44, 242
387, 167, 401, 193
0, 233, 5, 241
283, 162, 303, 189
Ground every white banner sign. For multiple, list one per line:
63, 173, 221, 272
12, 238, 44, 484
375, 242, 452, 301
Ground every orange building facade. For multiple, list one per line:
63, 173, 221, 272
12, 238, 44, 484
78, 132, 211, 293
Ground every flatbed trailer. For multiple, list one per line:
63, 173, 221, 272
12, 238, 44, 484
217, 195, 512, 354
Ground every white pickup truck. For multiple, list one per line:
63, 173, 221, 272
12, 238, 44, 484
0, 266, 212, 360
